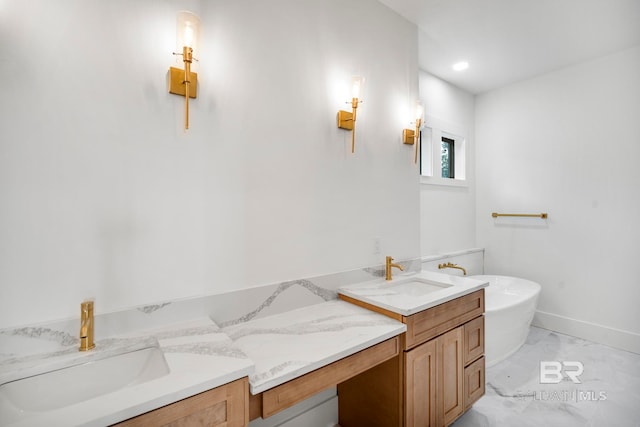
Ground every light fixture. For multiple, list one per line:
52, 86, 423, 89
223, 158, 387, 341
402, 100, 424, 163
169, 11, 200, 130
452, 61, 469, 71
337, 76, 365, 153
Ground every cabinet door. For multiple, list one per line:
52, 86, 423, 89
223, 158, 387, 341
439, 327, 464, 426
464, 356, 485, 410
404, 339, 437, 427
463, 316, 484, 365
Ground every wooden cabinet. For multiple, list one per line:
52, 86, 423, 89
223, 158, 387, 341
113, 377, 249, 427
405, 338, 437, 427
405, 326, 464, 427
339, 290, 485, 427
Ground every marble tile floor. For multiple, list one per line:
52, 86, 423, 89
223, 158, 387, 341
452, 326, 640, 427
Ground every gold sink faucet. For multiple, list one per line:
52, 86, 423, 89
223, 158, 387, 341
79, 300, 95, 351
438, 262, 467, 275
385, 256, 404, 280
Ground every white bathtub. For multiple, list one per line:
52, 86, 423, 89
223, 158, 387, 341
469, 275, 541, 367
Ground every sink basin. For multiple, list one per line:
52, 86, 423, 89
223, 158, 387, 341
0, 346, 170, 412
339, 271, 488, 316
387, 277, 452, 296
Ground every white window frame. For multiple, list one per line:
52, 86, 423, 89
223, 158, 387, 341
420, 114, 468, 187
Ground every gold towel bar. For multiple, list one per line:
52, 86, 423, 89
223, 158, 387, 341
492, 212, 548, 219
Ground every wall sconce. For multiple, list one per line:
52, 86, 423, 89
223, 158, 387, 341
402, 101, 424, 163
337, 76, 365, 153
169, 11, 200, 130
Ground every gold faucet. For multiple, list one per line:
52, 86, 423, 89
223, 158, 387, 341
438, 262, 467, 275
79, 300, 95, 351
385, 256, 404, 280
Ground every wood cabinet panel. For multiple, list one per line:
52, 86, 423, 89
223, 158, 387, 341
464, 357, 485, 410
463, 315, 484, 365
113, 377, 248, 427
404, 290, 484, 350
338, 353, 403, 427
404, 339, 437, 427
439, 327, 463, 426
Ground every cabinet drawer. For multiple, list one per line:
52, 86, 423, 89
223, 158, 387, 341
404, 290, 484, 350
464, 356, 485, 410
463, 315, 484, 365
262, 336, 400, 418
114, 377, 249, 427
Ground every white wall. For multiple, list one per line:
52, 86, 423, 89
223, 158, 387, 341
476, 46, 640, 352
0, 0, 420, 328
419, 71, 476, 255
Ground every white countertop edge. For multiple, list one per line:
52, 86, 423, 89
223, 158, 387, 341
6, 365, 253, 427
94, 366, 254, 427
249, 324, 406, 395
338, 271, 489, 316
3, 364, 255, 427
339, 285, 486, 316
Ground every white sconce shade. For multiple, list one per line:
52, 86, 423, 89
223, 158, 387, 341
176, 11, 200, 54
351, 75, 365, 99
415, 101, 424, 122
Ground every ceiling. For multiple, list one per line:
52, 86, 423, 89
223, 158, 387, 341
379, 0, 640, 94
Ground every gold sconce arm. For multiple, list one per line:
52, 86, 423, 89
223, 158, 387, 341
169, 46, 198, 130
403, 101, 424, 164
402, 118, 422, 163
169, 11, 200, 131
337, 98, 361, 153
337, 76, 364, 154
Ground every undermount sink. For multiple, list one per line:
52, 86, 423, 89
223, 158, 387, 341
0, 346, 170, 412
339, 271, 488, 316
387, 277, 453, 296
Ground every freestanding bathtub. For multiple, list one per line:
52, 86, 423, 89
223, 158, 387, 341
469, 275, 541, 367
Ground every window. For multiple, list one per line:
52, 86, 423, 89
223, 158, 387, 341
441, 136, 455, 179
419, 115, 467, 187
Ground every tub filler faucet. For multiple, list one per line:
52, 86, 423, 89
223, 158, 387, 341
385, 256, 404, 280
438, 262, 467, 275
79, 300, 95, 351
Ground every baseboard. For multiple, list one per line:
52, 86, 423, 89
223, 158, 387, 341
532, 310, 640, 355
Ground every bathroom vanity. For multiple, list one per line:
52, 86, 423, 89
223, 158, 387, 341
0, 271, 486, 427
338, 272, 487, 427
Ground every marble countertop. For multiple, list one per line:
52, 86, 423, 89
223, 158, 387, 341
0, 317, 254, 427
338, 270, 489, 316
222, 300, 407, 394
0, 300, 407, 425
